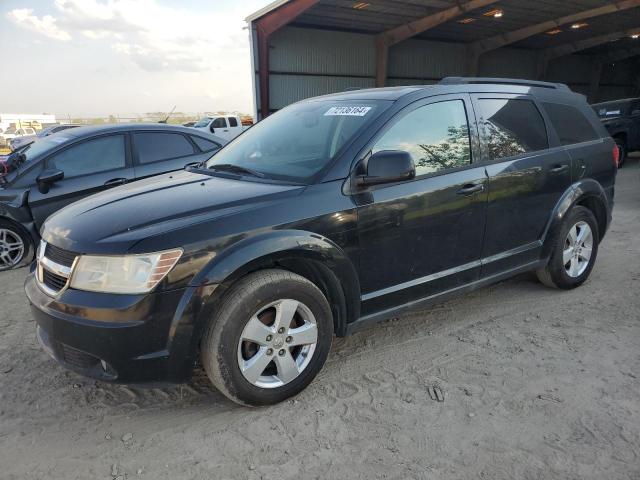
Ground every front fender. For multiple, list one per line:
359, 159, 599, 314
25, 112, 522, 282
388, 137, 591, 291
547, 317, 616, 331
167, 230, 361, 374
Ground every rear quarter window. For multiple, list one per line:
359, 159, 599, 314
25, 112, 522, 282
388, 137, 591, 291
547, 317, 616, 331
542, 102, 599, 146
476, 98, 549, 161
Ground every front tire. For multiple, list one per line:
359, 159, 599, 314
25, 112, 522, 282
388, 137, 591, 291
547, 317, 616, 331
536, 206, 599, 290
0, 220, 32, 271
201, 269, 333, 406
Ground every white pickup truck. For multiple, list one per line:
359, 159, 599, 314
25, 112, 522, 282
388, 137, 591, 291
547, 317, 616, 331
192, 114, 248, 141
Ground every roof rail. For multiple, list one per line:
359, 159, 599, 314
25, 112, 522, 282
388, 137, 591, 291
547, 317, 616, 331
439, 77, 570, 91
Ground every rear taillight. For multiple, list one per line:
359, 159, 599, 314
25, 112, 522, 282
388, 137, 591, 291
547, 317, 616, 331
613, 144, 620, 169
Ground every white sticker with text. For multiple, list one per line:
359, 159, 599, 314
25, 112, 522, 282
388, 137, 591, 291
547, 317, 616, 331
324, 106, 372, 117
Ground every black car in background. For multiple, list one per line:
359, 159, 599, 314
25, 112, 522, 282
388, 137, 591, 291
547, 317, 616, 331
592, 97, 640, 166
0, 124, 225, 270
26, 78, 616, 406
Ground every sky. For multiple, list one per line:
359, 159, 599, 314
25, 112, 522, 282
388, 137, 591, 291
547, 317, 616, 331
0, 0, 274, 118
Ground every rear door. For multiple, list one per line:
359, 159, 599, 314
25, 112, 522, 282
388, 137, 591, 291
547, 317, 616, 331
355, 94, 488, 315
28, 133, 133, 227
472, 94, 572, 275
131, 131, 212, 179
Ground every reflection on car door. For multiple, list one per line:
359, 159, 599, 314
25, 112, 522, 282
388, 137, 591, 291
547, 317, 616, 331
28, 134, 134, 228
355, 95, 488, 316
131, 131, 211, 178
471, 94, 572, 275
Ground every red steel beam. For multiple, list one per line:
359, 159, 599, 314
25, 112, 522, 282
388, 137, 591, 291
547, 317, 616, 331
255, 0, 320, 119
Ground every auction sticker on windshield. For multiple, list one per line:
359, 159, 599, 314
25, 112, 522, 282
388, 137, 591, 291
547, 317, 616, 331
324, 106, 372, 116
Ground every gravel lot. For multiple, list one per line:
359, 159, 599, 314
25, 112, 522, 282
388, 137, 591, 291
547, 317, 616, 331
1, 157, 639, 480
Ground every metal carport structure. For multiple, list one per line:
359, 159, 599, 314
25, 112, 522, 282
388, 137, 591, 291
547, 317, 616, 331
246, 0, 640, 120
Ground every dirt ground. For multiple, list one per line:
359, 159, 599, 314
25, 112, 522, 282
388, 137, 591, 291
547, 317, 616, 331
1, 157, 639, 480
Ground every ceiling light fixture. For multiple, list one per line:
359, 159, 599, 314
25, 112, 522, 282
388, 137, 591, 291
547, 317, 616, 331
483, 8, 504, 18
352, 2, 370, 9
631, 34, 640, 39
571, 22, 588, 29
546, 29, 562, 35
458, 18, 476, 24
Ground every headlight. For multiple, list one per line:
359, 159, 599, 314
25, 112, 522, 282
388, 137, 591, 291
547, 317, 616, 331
70, 249, 183, 294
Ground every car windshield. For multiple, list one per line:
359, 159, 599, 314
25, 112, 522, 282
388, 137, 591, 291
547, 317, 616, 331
194, 117, 212, 128
593, 101, 628, 118
205, 100, 388, 183
0, 134, 72, 183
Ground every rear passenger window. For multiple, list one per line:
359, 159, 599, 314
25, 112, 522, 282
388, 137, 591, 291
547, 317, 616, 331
133, 132, 195, 164
190, 135, 221, 152
372, 100, 471, 176
477, 99, 548, 161
228, 117, 238, 127
542, 102, 599, 145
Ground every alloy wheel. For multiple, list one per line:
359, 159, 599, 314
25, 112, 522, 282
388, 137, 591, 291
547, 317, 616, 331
563, 221, 593, 278
237, 299, 318, 389
0, 228, 25, 270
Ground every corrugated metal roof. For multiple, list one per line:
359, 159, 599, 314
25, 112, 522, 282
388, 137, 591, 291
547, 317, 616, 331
266, 0, 640, 55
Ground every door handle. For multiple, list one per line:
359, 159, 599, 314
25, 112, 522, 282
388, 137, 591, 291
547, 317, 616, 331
457, 183, 485, 195
550, 164, 569, 174
104, 178, 127, 186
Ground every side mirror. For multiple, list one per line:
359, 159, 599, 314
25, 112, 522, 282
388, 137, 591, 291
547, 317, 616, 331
36, 169, 64, 194
210, 126, 215, 134
356, 150, 415, 187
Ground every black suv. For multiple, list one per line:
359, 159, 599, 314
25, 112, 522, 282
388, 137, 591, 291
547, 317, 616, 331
25, 78, 616, 406
0, 124, 224, 271
592, 97, 640, 166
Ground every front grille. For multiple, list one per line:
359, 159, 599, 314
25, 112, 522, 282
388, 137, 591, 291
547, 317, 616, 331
42, 269, 68, 291
45, 244, 77, 267
58, 343, 100, 369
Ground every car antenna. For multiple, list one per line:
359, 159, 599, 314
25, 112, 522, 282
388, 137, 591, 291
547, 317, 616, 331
159, 105, 176, 124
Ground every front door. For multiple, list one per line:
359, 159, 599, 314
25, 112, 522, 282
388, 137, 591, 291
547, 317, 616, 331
210, 117, 229, 140
471, 94, 572, 275
28, 134, 134, 227
355, 96, 488, 316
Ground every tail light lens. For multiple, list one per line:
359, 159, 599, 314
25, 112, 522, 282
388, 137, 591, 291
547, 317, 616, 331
612, 144, 620, 169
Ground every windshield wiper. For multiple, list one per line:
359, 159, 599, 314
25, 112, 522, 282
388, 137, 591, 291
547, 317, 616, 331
209, 163, 266, 178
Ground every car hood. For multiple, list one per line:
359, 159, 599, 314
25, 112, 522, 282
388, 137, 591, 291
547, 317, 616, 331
42, 170, 304, 254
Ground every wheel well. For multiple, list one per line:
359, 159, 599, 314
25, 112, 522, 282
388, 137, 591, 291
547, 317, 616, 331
576, 196, 607, 241
213, 255, 354, 337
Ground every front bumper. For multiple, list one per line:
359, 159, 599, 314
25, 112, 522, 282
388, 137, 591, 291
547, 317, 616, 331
25, 271, 202, 383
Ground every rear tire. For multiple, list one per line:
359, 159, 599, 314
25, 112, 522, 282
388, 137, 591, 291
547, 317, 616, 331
0, 219, 32, 271
201, 269, 333, 406
536, 206, 599, 290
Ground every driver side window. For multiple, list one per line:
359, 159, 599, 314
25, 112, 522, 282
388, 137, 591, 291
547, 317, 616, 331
372, 100, 471, 177
211, 118, 227, 129
48, 135, 126, 179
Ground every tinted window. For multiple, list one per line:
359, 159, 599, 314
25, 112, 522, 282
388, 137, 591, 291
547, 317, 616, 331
228, 117, 238, 127
211, 118, 226, 128
543, 102, 599, 146
48, 135, 125, 178
477, 99, 548, 161
190, 135, 221, 152
133, 132, 195, 164
372, 100, 471, 176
